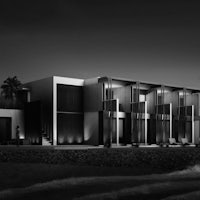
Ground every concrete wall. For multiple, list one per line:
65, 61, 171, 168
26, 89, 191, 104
113, 86, 131, 112
84, 77, 99, 85
0, 109, 25, 139
194, 121, 200, 144
186, 93, 193, 106
24, 77, 53, 103
146, 91, 155, 114
84, 83, 103, 112
84, 112, 99, 145
195, 93, 200, 116
172, 92, 179, 115
24, 77, 53, 140
164, 91, 173, 104
192, 93, 199, 116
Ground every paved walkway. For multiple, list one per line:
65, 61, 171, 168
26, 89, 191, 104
0, 144, 132, 150
0, 144, 197, 150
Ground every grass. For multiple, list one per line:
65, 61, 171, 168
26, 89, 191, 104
0, 162, 167, 191
1, 163, 200, 200
1, 147, 200, 171
1, 147, 200, 199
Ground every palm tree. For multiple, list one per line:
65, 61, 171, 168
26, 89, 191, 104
1, 76, 22, 108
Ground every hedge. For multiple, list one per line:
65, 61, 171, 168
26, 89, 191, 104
1, 147, 200, 171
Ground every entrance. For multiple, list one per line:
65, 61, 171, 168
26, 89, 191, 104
102, 110, 124, 146
111, 118, 124, 144
24, 101, 41, 144
0, 117, 11, 144
131, 101, 148, 144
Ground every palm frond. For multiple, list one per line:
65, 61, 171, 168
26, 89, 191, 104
1, 76, 22, 100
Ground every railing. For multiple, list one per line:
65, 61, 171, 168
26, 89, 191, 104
102, 99, 120, 146
130, 101, 148, 145
177, 105, 194, 144
103, 99, 117, 112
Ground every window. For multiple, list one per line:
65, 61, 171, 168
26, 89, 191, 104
139, 94, 145, 102
179, 97, 184, 107
57, 84, 83, 112
157, 94, 162, 105
105, 89, 113, 100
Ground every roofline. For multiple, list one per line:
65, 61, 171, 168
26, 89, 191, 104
22, 75, 200, 93
99, 76, 200, 92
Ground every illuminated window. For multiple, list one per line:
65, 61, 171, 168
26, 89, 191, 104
139, 94, 145, 102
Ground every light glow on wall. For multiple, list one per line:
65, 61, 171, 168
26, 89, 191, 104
19, 134, 25, 139
84, 126, 92, 141
104, 83, 124, 89
76, 137, 82, 143
139, 94, 146, 102
66, 136, 74, 144
58, 136, 64, 144
157, 89, 170, 94
31, 137, 39, 144
179, 91, 191, 96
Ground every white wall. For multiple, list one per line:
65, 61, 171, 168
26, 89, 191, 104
0, 109, 25, 139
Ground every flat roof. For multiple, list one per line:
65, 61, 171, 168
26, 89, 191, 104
23, 75, 200, 93
99, 76, 200, 93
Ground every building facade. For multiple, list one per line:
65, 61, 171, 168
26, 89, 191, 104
20, 76, 200, 146
1, 75, 200, 146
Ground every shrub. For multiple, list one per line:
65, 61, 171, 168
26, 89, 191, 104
0, 147, 200, 171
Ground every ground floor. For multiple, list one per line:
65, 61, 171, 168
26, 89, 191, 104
0, 106, 199, 146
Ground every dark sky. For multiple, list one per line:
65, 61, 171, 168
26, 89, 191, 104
1, 0, 200, 88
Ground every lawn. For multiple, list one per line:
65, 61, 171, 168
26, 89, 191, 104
1, 162, 200, 200
0, 162, 164, 191
1, 147, 200, 199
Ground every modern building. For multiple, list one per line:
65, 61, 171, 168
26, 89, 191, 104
1, 76, 200, 147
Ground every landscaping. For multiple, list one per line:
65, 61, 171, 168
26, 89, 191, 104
1, 147, 200, 199
1, 147, 200, 171
1, 162, 200, 200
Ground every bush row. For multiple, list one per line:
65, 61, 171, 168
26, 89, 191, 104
1, 147, 200, 171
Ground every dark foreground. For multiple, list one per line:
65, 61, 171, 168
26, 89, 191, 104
1, 162, 200, 200
1, 147, 200, 199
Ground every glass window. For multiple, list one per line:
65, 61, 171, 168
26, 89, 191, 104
57, 84, 83, 112
180, 97, 184, 107
157, 94, 162, 105
139, 94, 145, 102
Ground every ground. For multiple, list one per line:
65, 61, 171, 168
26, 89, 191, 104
1, 162, 200, 199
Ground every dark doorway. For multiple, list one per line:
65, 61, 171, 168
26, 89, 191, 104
24, 101, 41, 144
0, 117, 11, 144
148, 118, 156, 144
57, 113, 83, 145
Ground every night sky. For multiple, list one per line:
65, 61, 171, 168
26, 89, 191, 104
1, 1, 200, 88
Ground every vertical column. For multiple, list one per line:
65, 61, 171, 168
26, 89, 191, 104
102, 83, 105, 110
184, 89, 187, 139
131, 86, 134, 144
144, 101, 148, 145
27, 91, 31, 102
161, 85, 165, 143
53, 78, 57, 146
155, 90, 158, 144
170, 103, 172, 138
116, 98, 119, 146
192, 105, 195, 144
107, 77, 113, 146
137, 82, 141, 143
